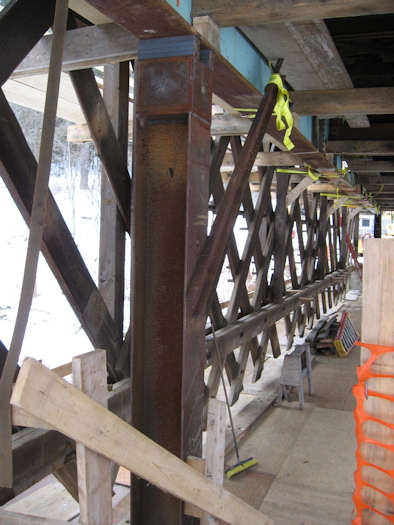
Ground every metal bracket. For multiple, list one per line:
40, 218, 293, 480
138, 35, 199, 60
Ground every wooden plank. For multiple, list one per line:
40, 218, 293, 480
205, 268, 352, 365
99, 62, 128, 351
285, 21, 369, 128
0, 91, 121, 375
291, 87, 394, 117
0, 509, 68, 525
201, 398, 226, 525
10, 359, 273, 525
361, 239, 394, 522
0, 0, 54, 86
12, 23, 138, 78
222, 150, 308, 168
0, 0, 68, 488
349, 160, 394, 173
184, 456, 206, 518
73, 350, 112, 525
189, 83, 277, 316
69, 68, 131, 229
3, 74, 85, 123
191, 0, 394, 26
326, 141, 394, 155
286, 175, 314, 206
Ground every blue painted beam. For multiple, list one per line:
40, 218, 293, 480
165, 0, 313, 143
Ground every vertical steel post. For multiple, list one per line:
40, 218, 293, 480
131, 36, 213, 525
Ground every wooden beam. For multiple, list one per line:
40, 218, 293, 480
0, 91, 121, 374
206, 268, 352, 362
99, 63, 128, 353
191, 0, 394, 26
73, 351, 112, 525
0, 0, 69, 488
327, 141, 394, 155
10, 359, 273, 525
285, 21, 369, 128
347, 159, 394, 173
201, 398, 226, 525
0, 0, 54, 86
189, 83, 277, 316
69, 68, 131, 229
222, 151, 306, 168
361, 239, 394, 521
292, 88, 394, 117
357, 175, 394, 185
12, 23, 138, 78
0, 509, 68, 525
286, 176, 314, 206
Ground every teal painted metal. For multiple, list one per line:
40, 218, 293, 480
166, 0, 192, 22
220, 27, 271, 95
298, 116, 312, 143
163, 2, 315, 146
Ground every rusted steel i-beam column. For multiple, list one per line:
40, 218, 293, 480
131, 36, 213, 525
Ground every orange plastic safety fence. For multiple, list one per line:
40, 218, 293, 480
352, 341, 394, 524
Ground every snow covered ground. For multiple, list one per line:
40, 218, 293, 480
0, 167, 133, 369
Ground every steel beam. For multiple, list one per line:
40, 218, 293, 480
131, 36, 213, 525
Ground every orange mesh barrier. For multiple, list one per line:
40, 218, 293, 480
352, 341, 394, 524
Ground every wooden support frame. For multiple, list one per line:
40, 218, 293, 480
73, 350, 112, 525
360, 239, 394, 521
0, 0, 68, 488
10, 359, 273, 525
0, 0, 55, 86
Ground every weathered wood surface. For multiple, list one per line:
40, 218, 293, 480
361, 239, 394, 523
73, 350, 112, 525
0, 0, 54, 86
70, 68, 131, 229
285, 20, 369, 128
0, 0, 68, 488
0, 91, 121, 375
191, 0, 394, 26
99, 62, 128, 349
0, 509, 68, 525
206, 268, 352, 363
12, 23, 138, 77
11, 359, 273, 525
189, 83, 277, 316
291, 87, 394, 117
327, 141, 394, 155
347, 160, 394, 173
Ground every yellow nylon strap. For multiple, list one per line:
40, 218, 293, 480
267, 73, 294, 151
276, 166, 319, 181
234, 74, 295, 151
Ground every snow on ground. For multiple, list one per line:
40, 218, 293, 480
0, 170, 107, 369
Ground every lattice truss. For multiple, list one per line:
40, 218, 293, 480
204, 135, 358, 406
0, 2, 357, 411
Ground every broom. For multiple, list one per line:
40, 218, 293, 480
211, 323, 258, 480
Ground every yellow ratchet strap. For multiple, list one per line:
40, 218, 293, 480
267, 73, 294, 151
234, 74, 295, 151
276, 166, 319, 181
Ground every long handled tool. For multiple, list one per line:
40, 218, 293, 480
211, 324, 258, 480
